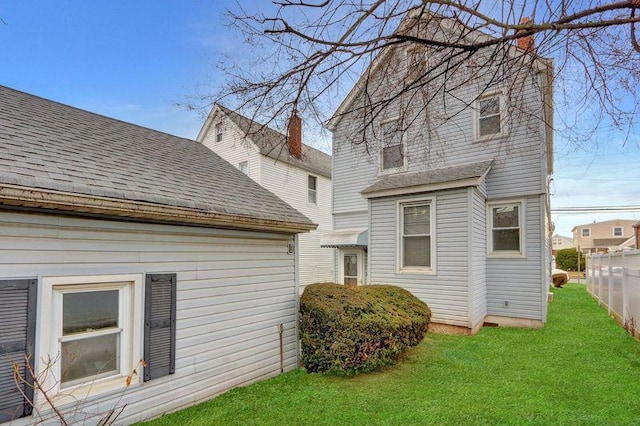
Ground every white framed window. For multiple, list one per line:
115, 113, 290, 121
308, 174, 317, 205
582, 228, 591, 238
37, 274, 143, 402
474, 92, 506, 140
215, 123, 223, 142
488, 200, 525, 256
397, 198, 435, 273
239, 161, 248, 175
380, 118, 405, 172
613, 226, 623, 237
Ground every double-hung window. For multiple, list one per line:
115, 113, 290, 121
613, 226, 623, 237
380, 119, 404, 171
489, 201, 524, 255
215, 123, 223, 142
582, 228, 590, 238
308, 175, 317, 205
239, 161, 248, 175
399, 199, 433, 271
476, 93, 505, 140
38, 274, 144, 400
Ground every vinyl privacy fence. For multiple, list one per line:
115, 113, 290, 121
586, 250, 640, 337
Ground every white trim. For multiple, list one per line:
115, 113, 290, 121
473, 90, 508, 142
396, 196, 436, 274
339, 248, 365, 285
487, 199, 526, 258
613, 226, 623, 237
307, 173, 318, 206
36, 273, 144, 406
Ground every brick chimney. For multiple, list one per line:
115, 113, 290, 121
516, 17, 535, 53
288, 111, 302, 159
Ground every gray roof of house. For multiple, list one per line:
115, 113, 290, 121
0, 85, 313, 229
361, 160, 493, 195
593, 238, 629, 247
217, 105, 332, 179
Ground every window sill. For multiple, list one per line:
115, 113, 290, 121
473, 133, 508, 144
396, 267, 436, 275
378, 167, 407, 177
42, 374, 139, 409
487, 252, 526, 259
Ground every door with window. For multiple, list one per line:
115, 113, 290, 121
340, 249, 364, 286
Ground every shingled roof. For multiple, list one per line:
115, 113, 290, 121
199, 105, 332, 179
0, 85, 315, 233
361, 160, 493, 198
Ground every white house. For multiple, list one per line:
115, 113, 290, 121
323, 13, 554, 333
197, 105, 333, 290
0, 85, 315, 424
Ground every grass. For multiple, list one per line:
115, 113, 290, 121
142, 284, 640, 425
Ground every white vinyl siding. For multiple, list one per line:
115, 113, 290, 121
486, 196, 544, 320
0, 212, 298, 425
260, 157, 333, 290
200, 111, 334, 291
469, 188, 487, 327
369, 189, 470, 327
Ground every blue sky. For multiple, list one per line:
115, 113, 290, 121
1, 1, 639, 237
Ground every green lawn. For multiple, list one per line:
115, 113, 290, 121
142, 284, 640, 425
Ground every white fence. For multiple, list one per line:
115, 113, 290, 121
586, 250, 640, 337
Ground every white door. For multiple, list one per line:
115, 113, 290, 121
340, 249, 364, 286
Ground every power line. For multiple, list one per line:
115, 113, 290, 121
552, 206, 640, 214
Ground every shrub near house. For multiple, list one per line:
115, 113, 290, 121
299, 283, 431, 375
556, 248, 586, 271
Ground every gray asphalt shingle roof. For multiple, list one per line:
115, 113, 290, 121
361, 160, 493, 195
217, 105, 332, 179
0, 85, 313, 229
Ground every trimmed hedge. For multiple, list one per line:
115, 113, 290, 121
556, 248, 586, 271
299, 283, 431, 375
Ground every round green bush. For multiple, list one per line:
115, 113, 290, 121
299, 283, 431, 375
556, 248, 586, 271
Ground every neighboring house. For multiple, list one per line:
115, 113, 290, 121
571, 219, 637, 254
197, 105, 333, 290
0, 86, 315, 424
552, 234, 575, 255
323, 13, 554, 333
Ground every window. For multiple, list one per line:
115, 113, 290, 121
407, 46, 426, 77
308, 175, 317, 204
399, 199, 433, 271
38, 274, 144, 400
215, 123, 223, 142
476, 93, 504, 139
582, 228, 591, 237
613, 226, 623, 237
239, 161, 248, 175
380, 119, 404, 171
489, 201, 524, 255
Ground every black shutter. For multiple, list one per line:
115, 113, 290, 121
144, 273, 177, 381
0, 279, 37, 422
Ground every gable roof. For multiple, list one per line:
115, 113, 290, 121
197, 105, 332, 179
0, 85, 315, 233
361, 160, 493, 198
